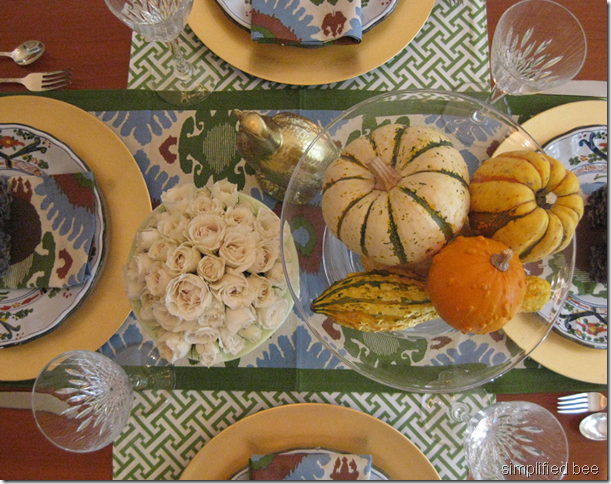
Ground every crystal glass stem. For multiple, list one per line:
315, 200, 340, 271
167, 37, 193, 83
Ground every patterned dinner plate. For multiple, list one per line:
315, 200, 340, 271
543, 125, 607, 349
215, 0, 398, 33
0, 124, 105, 348
514, 99, 608, 385
179, 403, 440, 480
0, 96, 151, 382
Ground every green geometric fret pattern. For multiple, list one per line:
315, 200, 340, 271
113, 390, 494, 480
127, 0, 490, 92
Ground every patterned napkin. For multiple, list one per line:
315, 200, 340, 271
250, 450, 372, 480
251, 0, 363, 47
0, 172, 97, 289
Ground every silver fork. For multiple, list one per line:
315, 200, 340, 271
0, 69, 72, 91
557, 392, 607, 414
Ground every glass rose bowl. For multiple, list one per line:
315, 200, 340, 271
279, 90, 574, 393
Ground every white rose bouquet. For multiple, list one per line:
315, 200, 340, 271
123, 180, 297, 366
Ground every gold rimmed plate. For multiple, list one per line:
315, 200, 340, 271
507, 100, 608, 384
179, 403, 440, 480
0, 96, 152, 381
189, 0, 435, 86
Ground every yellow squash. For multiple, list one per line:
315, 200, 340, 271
469, 150, 584, 263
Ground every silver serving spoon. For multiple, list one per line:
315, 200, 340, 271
0, 40, 45, 66
579, 412, 607, 441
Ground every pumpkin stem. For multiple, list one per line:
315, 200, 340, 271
366, 157, 402, 191
490, 248, 514, 272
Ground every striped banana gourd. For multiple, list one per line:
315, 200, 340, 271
322, 124, 470, 266
310, 270, 439, 332
469, 151, 584, 263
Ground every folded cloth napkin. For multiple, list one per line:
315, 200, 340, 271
251, 0, 363, 47
250, 450, 373, 480
0, 172, 97, 289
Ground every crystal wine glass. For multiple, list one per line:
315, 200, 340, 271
457, 401, 569, 480
104, 0, 214, 106
32, 349, 175, 452
488, 0, 587, 107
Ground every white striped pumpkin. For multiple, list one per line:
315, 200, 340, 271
322, 124, 470, 266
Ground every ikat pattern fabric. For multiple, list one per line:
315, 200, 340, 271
251, 0, 363, 47
0, 173, 97, 289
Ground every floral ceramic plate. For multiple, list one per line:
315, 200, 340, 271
0, 124, 105, 348
542, 125, 607, 349
215, 0, 398, 33
126, 187, 299, 365
515, 99, 607, 385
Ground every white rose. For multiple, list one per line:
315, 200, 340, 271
144, 264, 174, 297
152, 304, 183, 332
197, 254, 225, 283
135, 228, 162, 252
248, 274, 280, 308
225, 202, 255, 228
165, 273, 212, 320
197, 297, 226, 329
186, 191, 224, 218
238, 323, 262, 342
157, 211, 190, 243
139, 290, 158, 321
161, 183, 196, 214
157, 330, 191, 364
218, 229, 257, 273
218, 327, 246, 355
225, 305, 257, 334
254, 208, 281, 240
184, 326, 220, 345
186, 214, 226, 254
257, 298, 289, 330
211, 179, 239, 208
165, 243, 202, 274
209, 272, 254, 309
122, 265, 146, 300
171, 319, 201, 333
148, 238, 178, 263
196, 342, 223, 367
265, 261, 287, 292
128, 251, 156, 282
149, 209, 169, 228
249, 238, 279, 274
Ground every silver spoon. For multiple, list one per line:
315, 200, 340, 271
579, 412, 607, 441
0, 40, 45, 66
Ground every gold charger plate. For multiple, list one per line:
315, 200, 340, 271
0, 95, 152, 381
507, 100, 607, 385
189, 0, 435, 86
179, 403, 440, 480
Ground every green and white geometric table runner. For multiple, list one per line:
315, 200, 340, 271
127, 0, 490, 92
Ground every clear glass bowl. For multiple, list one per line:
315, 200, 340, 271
280, 90, 574, 393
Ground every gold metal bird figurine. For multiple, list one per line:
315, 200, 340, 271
234, 109, 340, 203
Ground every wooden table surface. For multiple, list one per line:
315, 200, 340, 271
0, 0, 607, 480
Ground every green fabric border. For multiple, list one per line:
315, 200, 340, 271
4, 366, 606, 394
0, 89, 599, 115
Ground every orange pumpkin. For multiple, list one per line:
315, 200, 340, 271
426, 236, 527, 334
